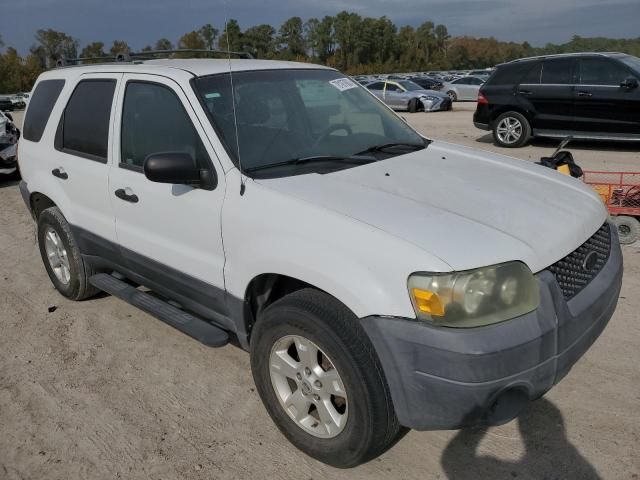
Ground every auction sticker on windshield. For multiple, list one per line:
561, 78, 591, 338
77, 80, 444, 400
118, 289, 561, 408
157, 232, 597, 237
329, 78, 358, 92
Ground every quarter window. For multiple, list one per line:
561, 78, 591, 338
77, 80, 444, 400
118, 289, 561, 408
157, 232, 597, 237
120, 82, 210, 170
578, 58, 633, 85
56, 80, 116, 162
541, 59, 574, 84
23, 79, 65, 142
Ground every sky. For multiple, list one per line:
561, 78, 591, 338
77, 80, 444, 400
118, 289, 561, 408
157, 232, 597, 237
1, 0, 639, 54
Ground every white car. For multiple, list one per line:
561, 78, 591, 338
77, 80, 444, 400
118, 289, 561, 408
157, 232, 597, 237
442, 76, 485, 101
18, 58, 622, 467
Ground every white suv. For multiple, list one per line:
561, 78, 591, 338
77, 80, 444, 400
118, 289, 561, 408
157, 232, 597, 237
18, 58, 623, 467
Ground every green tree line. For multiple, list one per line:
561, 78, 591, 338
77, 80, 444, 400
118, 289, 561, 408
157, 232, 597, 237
1, 13, 640, 93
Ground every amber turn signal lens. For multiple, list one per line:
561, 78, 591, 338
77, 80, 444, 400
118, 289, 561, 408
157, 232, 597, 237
411, 288, 445, 316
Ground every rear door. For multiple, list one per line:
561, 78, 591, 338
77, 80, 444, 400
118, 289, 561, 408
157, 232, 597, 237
573, 57, 640, 135
48, 73, 120, 247
518, 58, 576, 131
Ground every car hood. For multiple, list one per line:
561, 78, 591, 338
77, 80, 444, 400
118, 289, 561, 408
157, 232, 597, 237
256, 141, 607, 273
413, 89, 447, 99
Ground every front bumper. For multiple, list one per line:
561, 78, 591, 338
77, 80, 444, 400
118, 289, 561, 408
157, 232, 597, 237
361, 231, 623, 430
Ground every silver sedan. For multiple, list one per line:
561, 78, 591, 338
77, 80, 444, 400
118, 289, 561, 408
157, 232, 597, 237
442, 76, 485, 101
366, 80, 451, 112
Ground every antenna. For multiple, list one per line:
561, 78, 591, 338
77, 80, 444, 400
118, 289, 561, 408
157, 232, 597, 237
224, 19, 246, 196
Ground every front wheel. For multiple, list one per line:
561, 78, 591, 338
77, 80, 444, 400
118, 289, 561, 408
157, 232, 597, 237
492, 111, 531, 148
250, 289, 401, 468
446, 90, 457, 102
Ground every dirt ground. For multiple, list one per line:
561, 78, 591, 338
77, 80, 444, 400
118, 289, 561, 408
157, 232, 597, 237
1, 107, 639, 480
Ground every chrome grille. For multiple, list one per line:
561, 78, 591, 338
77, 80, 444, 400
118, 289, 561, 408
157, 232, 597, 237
548, 223, 611, 300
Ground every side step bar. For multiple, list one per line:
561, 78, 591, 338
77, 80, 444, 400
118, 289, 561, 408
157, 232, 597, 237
89, 273, 229, 347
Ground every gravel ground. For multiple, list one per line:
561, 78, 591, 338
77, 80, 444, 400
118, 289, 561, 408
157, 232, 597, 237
1, 107, 639, 480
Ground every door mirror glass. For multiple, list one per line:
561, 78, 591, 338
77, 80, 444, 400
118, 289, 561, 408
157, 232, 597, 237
621, 77, 639, 89
144, 152, 206, 187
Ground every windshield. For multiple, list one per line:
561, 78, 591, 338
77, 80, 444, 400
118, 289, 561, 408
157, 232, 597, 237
619, 55, 640, 74
398, 81, 423, 91
193, 69, 425, 177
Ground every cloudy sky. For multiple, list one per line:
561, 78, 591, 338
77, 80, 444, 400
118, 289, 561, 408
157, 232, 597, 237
1, 0, 639, 54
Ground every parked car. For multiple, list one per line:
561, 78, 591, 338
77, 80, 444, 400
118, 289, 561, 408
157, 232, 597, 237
366, 80, 451, 112
474, 52, 640, 147
0, 111, 20, 177
18, 58, 621, 468
10, 94, 27, 110
408, 76, 444, 91
442, 76, 485, 101
0, 96, 14, 111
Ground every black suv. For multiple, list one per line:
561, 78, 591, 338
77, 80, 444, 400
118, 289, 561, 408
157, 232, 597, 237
474, 52, 640, 147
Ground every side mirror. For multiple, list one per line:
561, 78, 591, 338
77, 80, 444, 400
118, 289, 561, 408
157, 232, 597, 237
143, 152, 216, 190
621, 77, 639, 89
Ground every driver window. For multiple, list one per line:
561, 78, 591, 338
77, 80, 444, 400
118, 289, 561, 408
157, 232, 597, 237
121, 81, 210, 170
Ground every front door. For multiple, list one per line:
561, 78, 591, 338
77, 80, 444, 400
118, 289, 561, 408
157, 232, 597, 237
109, 74, 228, 317
573, 57, 640, 135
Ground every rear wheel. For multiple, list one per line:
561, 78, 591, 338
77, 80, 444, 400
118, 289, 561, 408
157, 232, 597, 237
493, 111, 531, 148
446, 90, 457, 102
250, 289, 401, 468
37, 207, 99, 300
613, 215, 640, 244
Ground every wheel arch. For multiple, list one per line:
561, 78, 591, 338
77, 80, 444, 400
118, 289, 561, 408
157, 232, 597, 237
490, 106, 533, 128
30, 192, 57, 218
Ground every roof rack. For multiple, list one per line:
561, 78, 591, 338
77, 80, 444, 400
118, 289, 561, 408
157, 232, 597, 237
56, 48, 254, 67
506, 51, 624, 64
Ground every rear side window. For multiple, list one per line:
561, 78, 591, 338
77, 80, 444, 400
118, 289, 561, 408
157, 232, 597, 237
578, 58, 633, 85
541, 59, 574, 84
522, 63, 542, 84
23, 80, 65, 142
367, 82, 385, 91
486, 63, 530, 85
56, 80, 116, 162
120, 81, 210, 170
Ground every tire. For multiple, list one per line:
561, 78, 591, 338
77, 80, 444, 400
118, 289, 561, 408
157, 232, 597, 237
492, 111, 531, 148
613, 215, 640, 245
250, 289, 401, 468
408, 98, 420, 113
37, 207, 99, 300
447, 90, 457, 102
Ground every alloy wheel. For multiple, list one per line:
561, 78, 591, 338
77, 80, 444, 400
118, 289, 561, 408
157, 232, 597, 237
496, 116, 523, 145
269, 334, 348, 438
44, 227, 71, 285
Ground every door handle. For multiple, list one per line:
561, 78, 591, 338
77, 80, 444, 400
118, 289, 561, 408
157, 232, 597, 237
51, 168, 68, 180
114, 188, 139, 204
577, 91, 593, 97
518, 89, 533, 95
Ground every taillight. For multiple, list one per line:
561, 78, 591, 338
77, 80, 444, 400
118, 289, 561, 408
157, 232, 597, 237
477, 92, 489, 105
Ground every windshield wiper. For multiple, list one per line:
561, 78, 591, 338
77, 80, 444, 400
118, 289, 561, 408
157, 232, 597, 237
355, 141, 428, 156
244, 155, 376, 174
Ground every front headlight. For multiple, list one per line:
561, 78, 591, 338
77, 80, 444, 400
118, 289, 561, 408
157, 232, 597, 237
408, 262, 539, 328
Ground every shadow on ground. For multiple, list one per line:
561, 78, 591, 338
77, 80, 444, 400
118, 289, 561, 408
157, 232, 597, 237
441, 398, 601, 480
475, 133, 640, 153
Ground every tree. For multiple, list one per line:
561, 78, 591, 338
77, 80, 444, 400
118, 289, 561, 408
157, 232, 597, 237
179, 30, 206, 50
218, 19, 243, 51
304, 18, 320, 58
315, 16, 336, 63
33, 29, 79, 66
155, 38, 174, 51
278, 16, 306, 59
110, 40, 131, 55
243, 24, 276, 58
80, 41, 106, 59
199, 24, 219, 50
